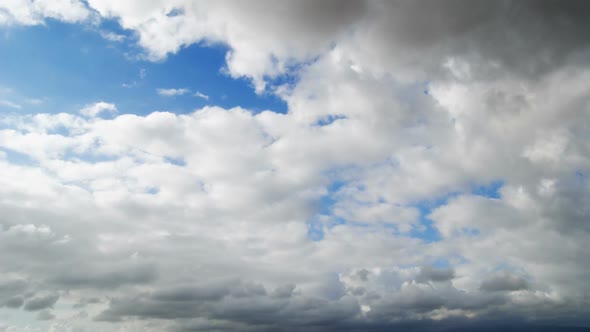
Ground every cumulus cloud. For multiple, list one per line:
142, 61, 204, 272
0, 1, 589, 331
79, 101, 117, 117
480, 273, 529, 292
0, 0, 90, 26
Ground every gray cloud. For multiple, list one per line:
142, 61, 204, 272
417, 266, 456, 283
3, 296, 24, 308
359, 1, 590, 79
51, 262, 157, 289
480, 273, 529, 292
36, 309, 56, 320
23, 293, 59, 311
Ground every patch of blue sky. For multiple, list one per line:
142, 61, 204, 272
0, 147, 38, 166
145, 186, 160, 195
470, 179, 504, 199
408, 180, 505, 242
264, 54, 321, 93
163, 156, 187, 167
306, 219, 326, 241
313, 114, 347, 127
575, 170, 586, 185
431, 258, 452, 268
491, 262, 530, 276
0, 19, 287, 117
308, 178, 505, 242
422, 81, 431, 95
306, 179, 349, 241
408, 191, 460, 243
61, 148, 119, 164
44, 123, 71, 136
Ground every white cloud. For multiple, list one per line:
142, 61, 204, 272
0, 0, 90, 26
194, 91, 209, 100
79, 101, 117, 117
156, 88, 190, 97
99, 30, 125, 42
0, 100, 21, 109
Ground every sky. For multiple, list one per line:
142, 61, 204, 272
0, 1, 589, 331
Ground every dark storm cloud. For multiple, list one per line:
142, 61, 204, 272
416, 266, 456, 283
95, 280, 250, 321
544, 187, 590, 234
96, 280, 360, 330
271, 284, 296, 298
0, 279, 27, 298
23, 293, 59, 311
0, 279, 28, 309
96, 277, 569, 332
3, 296, 24, 308
480, 273, 529, 292
361, 0, 590, 79
152, 283, 232, 302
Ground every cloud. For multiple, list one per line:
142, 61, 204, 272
194, 91, 209, 100
36, 309, 55, 320
0, 99, 22, 109
0, 99, 589, 330
24, 294, 59, 311
51, 262, 157, 289
0, 0, 90, 26
157, 88, 190, 97
99, 30, 125, 42
417, 267, 456, 283
79, 101, 117, 117
4, 296, 24, 309
1, 1, 590, 331
480, 273, 529, 292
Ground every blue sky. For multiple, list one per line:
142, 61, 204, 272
0, 20, 286, 116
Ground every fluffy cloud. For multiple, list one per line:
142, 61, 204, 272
79, 102, 117, 117
0, 1, 590, 331
0, 0, 90, 26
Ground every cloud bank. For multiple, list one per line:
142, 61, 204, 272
0, 1, 590, 331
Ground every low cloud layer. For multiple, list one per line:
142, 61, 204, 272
0, 1, 589, 331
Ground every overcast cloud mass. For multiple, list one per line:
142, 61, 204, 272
0, 1, 589, 331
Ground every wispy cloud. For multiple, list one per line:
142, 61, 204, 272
25, 98, 43, 105
122, 69, 147, 88
122, 82, 137, 88
157, 88, 190, 97
0, 100, 21, 109
194, 91, 209, 100
100, 31, 126, 42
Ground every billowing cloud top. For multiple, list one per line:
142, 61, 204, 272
0, 1, 589, 331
